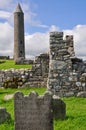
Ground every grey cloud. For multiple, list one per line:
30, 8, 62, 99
0, 22, 14, 57
25, 32, 49, 58
0, 20, 86, 60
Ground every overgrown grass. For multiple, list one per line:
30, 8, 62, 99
0, 88, 46, 130
54, 97, 86, 130
0, 88, 86, 130
0, 60, 32, 70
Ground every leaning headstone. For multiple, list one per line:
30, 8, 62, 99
53, 95, 66, 120
14, 91, 53, 130
0, 107, 11, 124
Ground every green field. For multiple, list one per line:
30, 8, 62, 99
0, 88, 86, 130
0, 60, 32, 70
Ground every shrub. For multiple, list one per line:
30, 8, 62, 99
0, 60, 6, 64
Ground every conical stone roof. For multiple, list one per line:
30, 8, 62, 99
14, 3, 23, 13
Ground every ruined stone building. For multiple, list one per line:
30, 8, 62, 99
0, 4, 86, 97
47, 32, 86, 96
14, 3, 25, 62
1, 30, 86, 97
0, 31, 86, 96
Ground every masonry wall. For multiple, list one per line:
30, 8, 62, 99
47, 32, 73, 95
47, 32, 86, 96
0, 53, 49, 88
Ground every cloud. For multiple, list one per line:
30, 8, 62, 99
0, 22, 49, 59
0, 0, 12, 9
0, 0, 49, 58
24, 24, 86, 60
0, 1, 86, 60
0, 22, 86, 60
23, 5, 48, 28
25, 32, 49, 58
0, 11, 11, 19
49, 25, 60, 32
63, 25, 86, 60
0, 22, 13, 56
0, 0, 48, 28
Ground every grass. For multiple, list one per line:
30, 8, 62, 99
0, 88, 46, 130
0, 60, 32, 70
54, 97, 86, 130
0, 88, 86, 130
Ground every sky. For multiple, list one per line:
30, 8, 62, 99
0, 0, 86, 60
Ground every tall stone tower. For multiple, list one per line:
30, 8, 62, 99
14, 3, 25, 62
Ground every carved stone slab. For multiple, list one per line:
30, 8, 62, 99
14, 91, 53, 130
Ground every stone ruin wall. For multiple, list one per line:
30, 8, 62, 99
0, 31, 86, 96
48, 32, 86, 96
0, 53, 49, 88
47, 32, 72, 95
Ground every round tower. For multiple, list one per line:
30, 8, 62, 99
14, 3, 25, 61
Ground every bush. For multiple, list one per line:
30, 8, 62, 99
0, 60, 6, 64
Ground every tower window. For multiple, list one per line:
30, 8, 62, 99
20, 51, 22, 54
18, 14, 20, 17
20, 40, 22, 44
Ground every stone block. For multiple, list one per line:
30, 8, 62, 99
0, 107, 11, 124
65, 92, 74, 97
77, 91, 86, 98
14, 91, 53, 130
53, 95, 66, 120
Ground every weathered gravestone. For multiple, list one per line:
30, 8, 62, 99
14, 91, 53, 130
0, 107, 11, 124
53, 95, 66, 120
